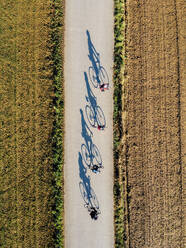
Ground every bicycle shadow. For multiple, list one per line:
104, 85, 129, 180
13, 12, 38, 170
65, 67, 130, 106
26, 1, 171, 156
80, 107, 93, 149
80, 108, 102, 168
84, 71, 97, 122
86, 30, 100, 85
78, 152, 91, 201
78, 151, 100, 210
86, 30, 109, 88
84, 72, 106, 128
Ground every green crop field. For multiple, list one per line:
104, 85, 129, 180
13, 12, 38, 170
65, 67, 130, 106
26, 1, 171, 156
0, 0, 64, 247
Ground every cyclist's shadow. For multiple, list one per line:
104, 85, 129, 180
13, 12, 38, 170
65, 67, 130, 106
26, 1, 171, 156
78, 152, 91, 194
86, 30, 100, 84
78, 151, 100, 211
80, 108, 102, 168
84, 72, 97, 114
86, 30, 109, 88
80, 108, 93, 147
78, 152, 93, 206
84, 72, 106, 128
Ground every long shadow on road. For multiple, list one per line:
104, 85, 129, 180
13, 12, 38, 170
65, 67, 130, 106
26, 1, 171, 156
84, 72, 106, 129
80, 108, 102, 169
86, 30, 109, 89
78, 152, 100, 215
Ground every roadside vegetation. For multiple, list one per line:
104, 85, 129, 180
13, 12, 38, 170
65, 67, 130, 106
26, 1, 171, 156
0, 0, 64, 247
113, 0, 128, 247
50, 0, 65, 247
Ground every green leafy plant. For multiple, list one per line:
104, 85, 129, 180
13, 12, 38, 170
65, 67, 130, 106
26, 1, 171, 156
113, 0, 126, 247
50, 0, 65, 247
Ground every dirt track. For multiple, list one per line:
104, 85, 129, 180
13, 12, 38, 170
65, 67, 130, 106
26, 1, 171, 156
64, 1, 114, 247
123, 0, 185, 247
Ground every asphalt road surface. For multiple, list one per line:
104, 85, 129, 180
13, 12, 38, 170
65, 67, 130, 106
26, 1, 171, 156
64, 1, 114, 247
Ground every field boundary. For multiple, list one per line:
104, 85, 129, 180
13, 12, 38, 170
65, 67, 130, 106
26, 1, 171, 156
113, 0, 129, 247
50, 0, 65, 247
173, 2, 184, 245
174, 0, 186, 246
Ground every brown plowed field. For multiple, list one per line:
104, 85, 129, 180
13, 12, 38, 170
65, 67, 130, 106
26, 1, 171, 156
122, 0, 185, 247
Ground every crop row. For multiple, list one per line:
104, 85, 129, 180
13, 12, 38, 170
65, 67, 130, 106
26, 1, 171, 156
0, 0, 65, 247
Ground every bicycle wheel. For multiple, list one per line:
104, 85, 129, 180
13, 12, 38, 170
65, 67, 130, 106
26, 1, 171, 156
89, 66, 99, 88
81, 144, 91, 167
96, 106, 106, 127
85, 105, 96, 127
92, 144, 102, 166
79, 182, 89, 205
90, 187, 99, 209
99, 66, 109, 85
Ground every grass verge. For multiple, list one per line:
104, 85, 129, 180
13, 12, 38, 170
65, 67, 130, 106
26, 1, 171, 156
113, 0, 128, 247
50, 0, 65, 247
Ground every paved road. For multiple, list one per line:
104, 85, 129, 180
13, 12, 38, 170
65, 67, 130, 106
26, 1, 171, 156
64, 1, 114, 247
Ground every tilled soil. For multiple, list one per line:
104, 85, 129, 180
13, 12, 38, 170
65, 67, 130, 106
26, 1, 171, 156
122, 0, 185, 247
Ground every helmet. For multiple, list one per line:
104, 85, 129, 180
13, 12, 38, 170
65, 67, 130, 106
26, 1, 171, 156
94, 214, 98, 220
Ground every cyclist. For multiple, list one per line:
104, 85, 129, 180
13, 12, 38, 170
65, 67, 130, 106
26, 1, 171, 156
100, 83, 109, 92
92, 164, 99, 174
97, 124, 105, 130
89, 207, 98, 220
